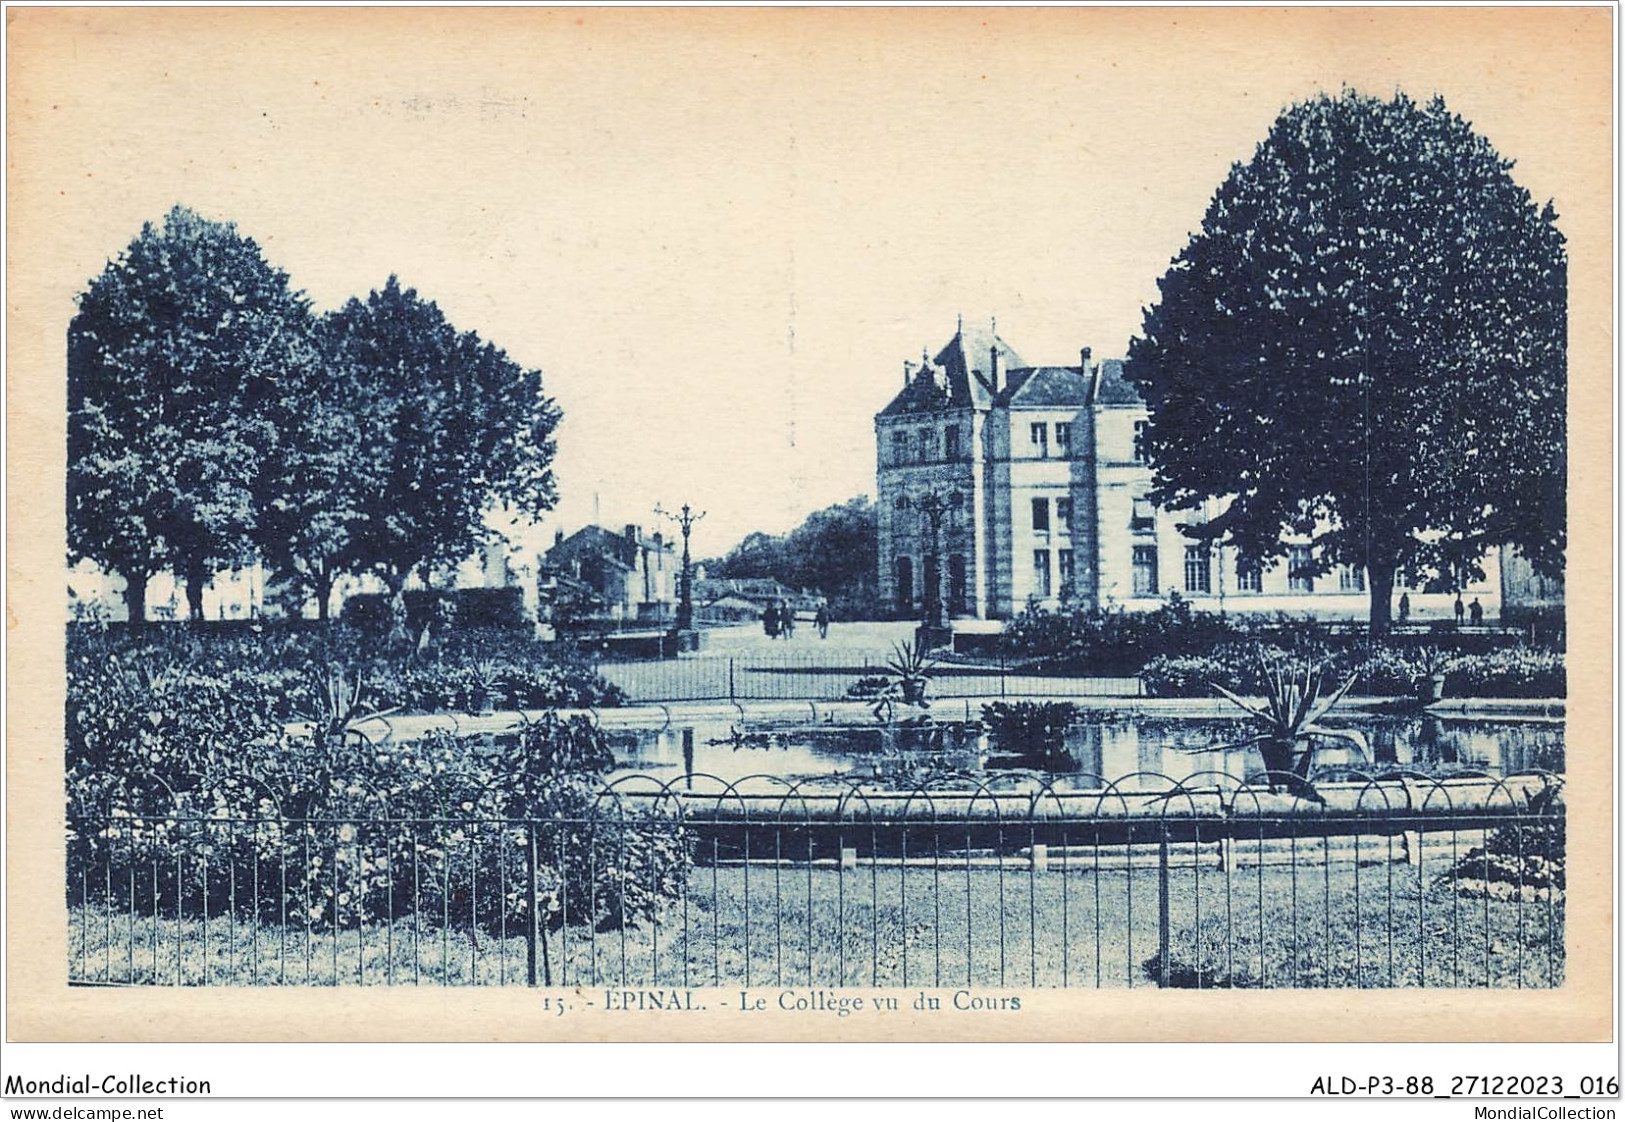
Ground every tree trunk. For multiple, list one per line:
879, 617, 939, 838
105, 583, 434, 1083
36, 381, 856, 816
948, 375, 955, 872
314, 568, 334, 623
385, 573, 410, 649
124, 571, 149, 627
184, 557, 208, 622
1367, 563, 1396, 639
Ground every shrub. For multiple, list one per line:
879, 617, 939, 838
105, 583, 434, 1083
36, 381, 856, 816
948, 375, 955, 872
64, 623, 628, 716
1002, 594, 1239, 675
1140, 654, 1250, 698
1346, 646, 1434, 697
1442, 650, 1565, 698
844, 675, 890, 700
1437, 780, 1564, 895
342, 588, 528, 632
980, 701, 1079, 770
1143, 643, 1564, 701
68, 720, 690, 935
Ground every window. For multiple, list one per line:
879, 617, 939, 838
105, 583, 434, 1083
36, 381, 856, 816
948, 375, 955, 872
1031, 497, 1050, 532
1057, 549, 1075, 596
1033, 550, 1052, 598
1288, 546, 1315, 593
1029, 423, 1049, 457
1339, 565, 1366, 592
944, 425, 960, 460
1236, 558, 1263, 593
891, 430, 907, 465
1133, 420, 1149, 463
948, 555, 968, 613
1055, 422, 1071, 454
1056, 498, 1073, 533
894, 556, 914, 613
917, 429, 932, 462
1130, 498, 1156, 533
1184, 545, 1212, 594
1132, 545, 1159, 596
893, 493, 906, 510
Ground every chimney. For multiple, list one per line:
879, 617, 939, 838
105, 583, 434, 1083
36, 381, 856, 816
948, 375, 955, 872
553, 529, 565, 548
990, 344, 1001, 395
625, 524, 639, 544
1080, 346, 1092, 369
903, 359, 914, 388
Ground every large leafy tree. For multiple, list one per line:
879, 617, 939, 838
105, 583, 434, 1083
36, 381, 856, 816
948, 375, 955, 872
68, 206, 315, 622
1126, 91, 1566, 634
324, 277, 561, 598
252, 341, 369, 621
708, 497, 878, 617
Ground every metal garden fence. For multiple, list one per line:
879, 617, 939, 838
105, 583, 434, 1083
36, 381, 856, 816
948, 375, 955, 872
67, 771, 1563, 990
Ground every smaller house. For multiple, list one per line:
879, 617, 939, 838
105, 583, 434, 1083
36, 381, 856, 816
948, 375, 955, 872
543, 524, 677, 625
692, 577, 826, 622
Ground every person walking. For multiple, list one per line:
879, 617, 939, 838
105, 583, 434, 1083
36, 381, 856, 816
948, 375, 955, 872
782, 601, 796, 640
1397, 592, 1411, 624
1453, 594, 1465, 629
1469, 597, 1484, 626
763, 603, 779, 639
815, 603, 830, 640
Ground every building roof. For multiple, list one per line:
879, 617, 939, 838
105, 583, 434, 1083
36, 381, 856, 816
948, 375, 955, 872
878, 322, 1141, 416
1094, 358, 1144, 406
877, 321, 1025, 417
997, 365, 1094, 408
545, 525, 671, 571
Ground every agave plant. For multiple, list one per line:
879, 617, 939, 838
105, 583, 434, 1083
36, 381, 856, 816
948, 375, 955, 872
471, 658, 502, 715
871, 636, 940, 723
302, 665, 400, 748
1210, 649, 1369, 803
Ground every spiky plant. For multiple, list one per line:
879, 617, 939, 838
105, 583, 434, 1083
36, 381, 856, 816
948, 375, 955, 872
302, 665, 399, 748
871, 636, 940, 723
1210, 648, 1369, 802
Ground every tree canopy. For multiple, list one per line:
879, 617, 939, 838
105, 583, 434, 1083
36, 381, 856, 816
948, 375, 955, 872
1125, 90, 1566, 633
68, 206, 316, 622
69, 211, 563, 622
707, 497, 878, 617
321, 277, 561, 594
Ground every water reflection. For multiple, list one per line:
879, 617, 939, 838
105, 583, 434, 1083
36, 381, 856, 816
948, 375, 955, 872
606, 715, 1563, 788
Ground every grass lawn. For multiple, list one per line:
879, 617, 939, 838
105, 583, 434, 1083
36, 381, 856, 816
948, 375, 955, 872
70, 857, 1561, 989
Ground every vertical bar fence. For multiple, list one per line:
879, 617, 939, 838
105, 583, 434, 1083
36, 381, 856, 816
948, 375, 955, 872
67, 771, 1564, 990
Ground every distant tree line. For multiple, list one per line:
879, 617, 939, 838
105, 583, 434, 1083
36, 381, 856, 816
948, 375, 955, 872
68, 206, 561, 623
704, 497, 878, 619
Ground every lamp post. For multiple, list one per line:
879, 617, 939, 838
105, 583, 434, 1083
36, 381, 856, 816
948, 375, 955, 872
655, 502, 705, 633
900, 488, 958, 646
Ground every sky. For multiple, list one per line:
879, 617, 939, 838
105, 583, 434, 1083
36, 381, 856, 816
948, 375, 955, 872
8, 7, 1610, 558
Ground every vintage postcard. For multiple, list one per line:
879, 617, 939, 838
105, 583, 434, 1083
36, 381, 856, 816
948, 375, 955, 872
4, 6, 1612, 1059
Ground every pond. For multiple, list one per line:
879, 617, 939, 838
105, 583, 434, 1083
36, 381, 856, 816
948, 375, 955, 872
603, 713, 1564, 791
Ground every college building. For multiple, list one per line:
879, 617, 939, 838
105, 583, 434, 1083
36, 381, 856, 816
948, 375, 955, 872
874, 320, 1508, 624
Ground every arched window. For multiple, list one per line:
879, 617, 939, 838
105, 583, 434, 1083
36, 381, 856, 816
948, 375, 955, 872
895, 556, 914, 614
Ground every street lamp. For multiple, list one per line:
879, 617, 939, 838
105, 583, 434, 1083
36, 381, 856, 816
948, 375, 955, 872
655, 502, 705, 632
899, 488, 959, 641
